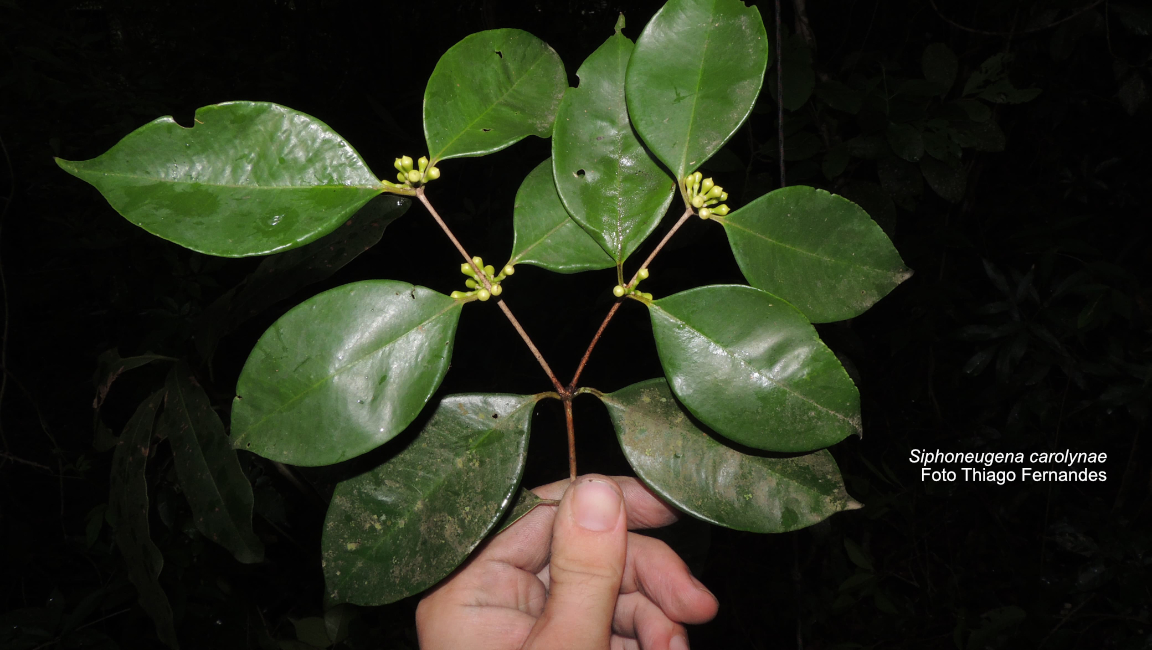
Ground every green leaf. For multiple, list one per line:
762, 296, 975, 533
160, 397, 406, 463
158, 363, 264, 563
231, 281, 462, 466
108, 391, 179, 649
552, 29, 676, 263
497, 488, 558, 534
57, 102, 384, 258
93, 349, 174, 411
323, 605, 355, 646
921, 43, 958, 90
424, 29, 566, 163
978, 79, 1041, 104
921, 156, 966, 203
720, 186, 912, 323
839, 181, 897, 240
292, 618, 331, 649
877, 155, 924, 204
509, 159, 615, 273
647, 285, 862, 452
322, 393, 537, 605
886, 123, 924, 162
196, 195, 411, 361
600, 378, 861, 532
626, 0, 769, 179
843, 539, 874, 571
814, 80, 862, 114
822, 146, 849, 180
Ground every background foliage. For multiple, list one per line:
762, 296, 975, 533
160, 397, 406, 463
0, 0, 1149, 648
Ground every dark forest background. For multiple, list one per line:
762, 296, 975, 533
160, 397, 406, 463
1, 0, 1150, 648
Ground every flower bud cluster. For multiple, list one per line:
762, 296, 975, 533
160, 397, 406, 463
391, 155, 441, 187
683, 172, 729, 219
613, 267, 653, 301
450, 257, 514, 302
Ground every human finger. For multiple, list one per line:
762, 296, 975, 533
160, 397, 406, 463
611, 591, 690, 650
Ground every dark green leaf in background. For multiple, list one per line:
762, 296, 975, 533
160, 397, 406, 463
93, 349, 174, 411
886, 123, 924, 162
552, 24, 675, 263
108, 391, 179, 649
815, 80, 863, 114
424, 29, 566, 162
626, 0, 769, 179
601, 378, 861, 532
822, 146, 849, 180
921, 43, 958, 90
648, 285, 862, 452
921, 155, 966, 203
196, 195, 411, 362
57, 102, 384, 257
508, 159, 616, 273
158, 364, 263, 563
231, 281, 462, 466
721, 186, 912, 322
322, 394, 537, 605
838, 181, 897, 240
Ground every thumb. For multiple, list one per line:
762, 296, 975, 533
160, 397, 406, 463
524, 475, 627, 650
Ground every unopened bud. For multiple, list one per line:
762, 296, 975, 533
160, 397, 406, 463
641, 292, 653, 300
472, 256, 483, 267
450, 291, 465, 300
400, 155, 414, 172
425, 167, 440, 180
706, 185, 723, 199
461, 263, 477, 277
397, 172, 408, 183
407, 169, 422, 183
613, 285, 626, 298
712, 204, 730, 216
699, 207, 712, 219
477, 288, 491, 301
720, 192, 728, 201
503, 264, 515, 276
483, 264, 495, 278
418, 156, 429, 172
491, 283, 503, 296
638, 268, 650, 280
394, 158, 405, 172
701, 178, 715, 193
465, 278, 479, 289
691, 195, 705, 208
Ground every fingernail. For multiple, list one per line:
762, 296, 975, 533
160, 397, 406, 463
572, 479, 621, 531
671, 634, 690, 650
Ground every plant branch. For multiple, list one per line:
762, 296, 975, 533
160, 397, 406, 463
563, 398, 576, 482
0, 134, 12, 454
928, 0, 1104, 37
567, 208, 693, 392
416, 188, 565, 394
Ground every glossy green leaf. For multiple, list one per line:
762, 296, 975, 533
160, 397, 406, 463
108, 391, 179, 649
424, 29, 566, 163
158, 363, 263, 563
196, 195, 411, 361
57, 102, 384, 257
886, 123, 924, 162
626, 0, 769, 180
720, 186, 912, 323
509, 159, 615, 273
601, 378, 861, 532
648, 285, 861, 452
497, 488, 557, 534
231, 281, 462, 466
552, 28, 675, 263
322, 393, 537, 605
921, 43, 958, 90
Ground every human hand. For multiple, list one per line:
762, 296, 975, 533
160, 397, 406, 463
416, 474, 718, 650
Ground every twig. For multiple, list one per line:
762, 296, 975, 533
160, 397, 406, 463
563, 399, 576, 481
928, 0, 1104, 37
416, 188, 564, 394
0, 134, 13, 453
567, 208, 694, 392
0, 451, 50, 470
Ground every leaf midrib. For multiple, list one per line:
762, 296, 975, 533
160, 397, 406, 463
430, 39, 552, 162
67, 167, 382, 191
722, 217, 895, 274
675, 0, 719, 177
237, 300, 461, 439
651, 307, 858, 429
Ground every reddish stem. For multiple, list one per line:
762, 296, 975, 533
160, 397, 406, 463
563, 398, 576, 481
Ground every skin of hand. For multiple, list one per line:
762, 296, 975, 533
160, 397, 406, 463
416, 474, 718, 650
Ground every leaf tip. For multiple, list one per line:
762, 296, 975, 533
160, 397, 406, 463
845, 497, 865, 511
614, 13, 625, 33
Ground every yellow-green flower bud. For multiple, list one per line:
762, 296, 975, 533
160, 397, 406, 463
641, 292, 653, 300
465, 278, 479, 289
400, 155, 414, 172
397, 171, 408, 183
503, 264, 515, 276
394, 158, 405, 172
691, 195, 705, 208
407, 169, 422, 184
706, 185, 723, 199
701, 178, 715, 193
720, 192, 728, 201
425, 167, 440, 181
417, 156, 429, 172
699, 207, 712, 219
613, 285, 626, 298
461, 262, 477, 277
472, 256, 483, 267
450, 291, 465, 300
712, 204, 730, 216
638, 267, 650, 281
491, 283, 503, 296
483, 265, 495, 279
477, 288, 491, 301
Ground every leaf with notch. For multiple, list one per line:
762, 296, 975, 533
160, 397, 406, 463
57, 102, 384, 258
600, 378, 861, 532
647, 285, 861, 452
108, 391, 179, 649
159, 363, 263, 563
322, 393, 537, 605
231, 280, 462, 467
721, 186, 912, 323
553, 26, 675, 264
509, 159, 615, 273
424, 29, 566, 163
626, 0, 769, 180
